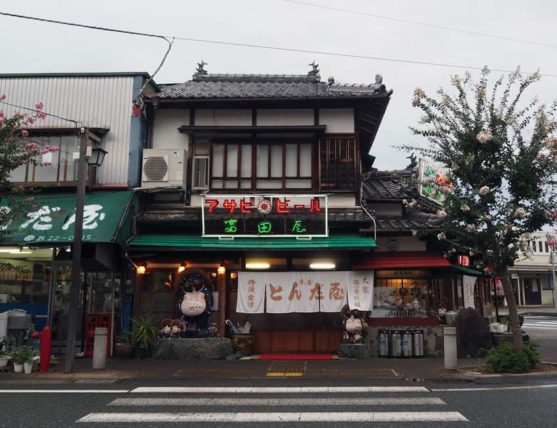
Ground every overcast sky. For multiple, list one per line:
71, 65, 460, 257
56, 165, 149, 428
1, 0, 556, 170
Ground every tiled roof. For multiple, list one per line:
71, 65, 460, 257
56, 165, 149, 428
147, 73, 389, 101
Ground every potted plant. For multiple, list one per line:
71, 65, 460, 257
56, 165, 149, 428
0, 351, 9, 368
131, 314, 158, 359
114, 332, 134, 358
11, 346, 34, 374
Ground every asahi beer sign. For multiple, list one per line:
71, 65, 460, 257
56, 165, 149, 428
201, 194, 328, 238
417, 159, 453, 205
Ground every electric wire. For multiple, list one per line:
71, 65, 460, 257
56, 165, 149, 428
0, 10, 555, 77
284, 0, 557, 49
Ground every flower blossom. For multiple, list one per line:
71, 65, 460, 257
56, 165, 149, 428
437, 209, 447, 219
437, 232, 446, 241
35, 101, 44, 110
461, 204, 470, 212
514, 207, 526, 218
476, 130, 493, 144
412, 88, 426, 107
465, 224, 476, 233
479, 186, 490, 196
450, 74, 461, 85
21, 129, 29, 137
545, 136, 557, 149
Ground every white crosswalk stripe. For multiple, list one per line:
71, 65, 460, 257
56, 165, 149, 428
76, 385, 469, 424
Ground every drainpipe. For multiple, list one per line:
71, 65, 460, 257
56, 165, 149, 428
359, 180, 376, 242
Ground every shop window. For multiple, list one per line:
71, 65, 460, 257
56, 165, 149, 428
371, 278, 432, 318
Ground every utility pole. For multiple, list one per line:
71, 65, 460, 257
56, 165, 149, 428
551, 246, 557, 313
64, 127, 88, 373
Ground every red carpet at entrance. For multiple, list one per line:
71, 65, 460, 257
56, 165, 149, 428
258, 354, 336, 360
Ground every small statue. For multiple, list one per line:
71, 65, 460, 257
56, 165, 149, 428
406, 153, 418, 170
159, 319, 172, 339
342, 309, 367, 343
171, 319, 183, 337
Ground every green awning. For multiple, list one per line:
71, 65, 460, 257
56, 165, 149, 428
451, 264, 484, 277
129, 234, 376, 250
0, 191, 134, 245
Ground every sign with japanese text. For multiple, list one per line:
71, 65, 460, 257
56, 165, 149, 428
202, 194, 328, 238
0, 191, 132, 244
417, 159, 453, 205
237, 271, 374, 313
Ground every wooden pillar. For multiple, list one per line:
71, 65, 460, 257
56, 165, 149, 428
217, 267, 226, 337
133, 272, 144, 319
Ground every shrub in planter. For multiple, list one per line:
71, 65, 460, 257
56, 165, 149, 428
131, 314, 158, 358
114, 332, 134, 358
487, 342, 540, 373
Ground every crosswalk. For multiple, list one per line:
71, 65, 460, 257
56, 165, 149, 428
522, 316, 557, 330
76, 386, 468, 424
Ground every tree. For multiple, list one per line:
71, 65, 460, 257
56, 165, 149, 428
404, 67, 557, 351
0, 97, 53, 225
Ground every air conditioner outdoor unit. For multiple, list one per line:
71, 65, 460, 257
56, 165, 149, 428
141, 149, 187, 189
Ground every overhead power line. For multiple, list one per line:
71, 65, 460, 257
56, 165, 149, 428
0, 10, 555, 77
284, 0, 557, 49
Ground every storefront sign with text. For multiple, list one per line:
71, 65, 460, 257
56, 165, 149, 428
201, 194, 328, 237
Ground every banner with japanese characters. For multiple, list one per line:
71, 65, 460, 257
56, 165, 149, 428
236, 271, 374, 314
346, 271, 374, 311
237, 272, 266, 313
319, 271, 348, 312
462, 275, 477, 309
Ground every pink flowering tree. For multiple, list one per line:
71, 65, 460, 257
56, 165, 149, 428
403, 67, 557, 352
0, 97, 55, 224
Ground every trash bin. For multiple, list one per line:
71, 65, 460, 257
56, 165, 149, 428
401, 330, 413, 357
391, 330, 402, 358
92, 327, 108, 370
378, 329, 390, 357
413, 329, 424, 357
0, 311, 8, 338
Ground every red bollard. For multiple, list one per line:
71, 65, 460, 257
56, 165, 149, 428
31, 326, 52, 374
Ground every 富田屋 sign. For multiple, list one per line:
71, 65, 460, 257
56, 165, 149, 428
201, 194, 328, 238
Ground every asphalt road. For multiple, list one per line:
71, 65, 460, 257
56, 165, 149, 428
2, 377, 557, 427
522, 315, 557, 362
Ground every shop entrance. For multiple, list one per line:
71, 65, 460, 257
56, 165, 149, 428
523, 278, 541, 305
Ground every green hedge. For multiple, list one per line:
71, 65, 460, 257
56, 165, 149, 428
487, 342, 540, 373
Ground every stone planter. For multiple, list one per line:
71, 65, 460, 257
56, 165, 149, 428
114, 343, 134, 358
0, 356, 9, 368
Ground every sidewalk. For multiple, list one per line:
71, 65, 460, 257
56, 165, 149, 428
0, 355, 490, 382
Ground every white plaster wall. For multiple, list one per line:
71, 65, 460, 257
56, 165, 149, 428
375, 236, 427, 252
257, 109, 314, 126
328, 195, 356, 208
319, 108, 354, 133
195, 109, 252, 126
542, 287, 554, 305
152, 109, 190, 150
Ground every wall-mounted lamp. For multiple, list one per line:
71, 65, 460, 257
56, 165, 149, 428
177, 262, 187, 273
217, 263, 226, 275
136, 263, 147, 275
230, 272, 238, 279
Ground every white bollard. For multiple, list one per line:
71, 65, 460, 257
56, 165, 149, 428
92, 327, 108, 370
443, 326, 457, 370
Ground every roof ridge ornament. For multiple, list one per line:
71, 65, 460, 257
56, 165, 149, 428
195, 60, 208, 77
308, 61, 320, 81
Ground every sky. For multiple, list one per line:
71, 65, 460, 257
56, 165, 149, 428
1, 0, 556, 170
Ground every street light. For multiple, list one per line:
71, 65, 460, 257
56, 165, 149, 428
64, 128, 107, 373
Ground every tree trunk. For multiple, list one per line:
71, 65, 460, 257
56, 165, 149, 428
499, 269, 523, 352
